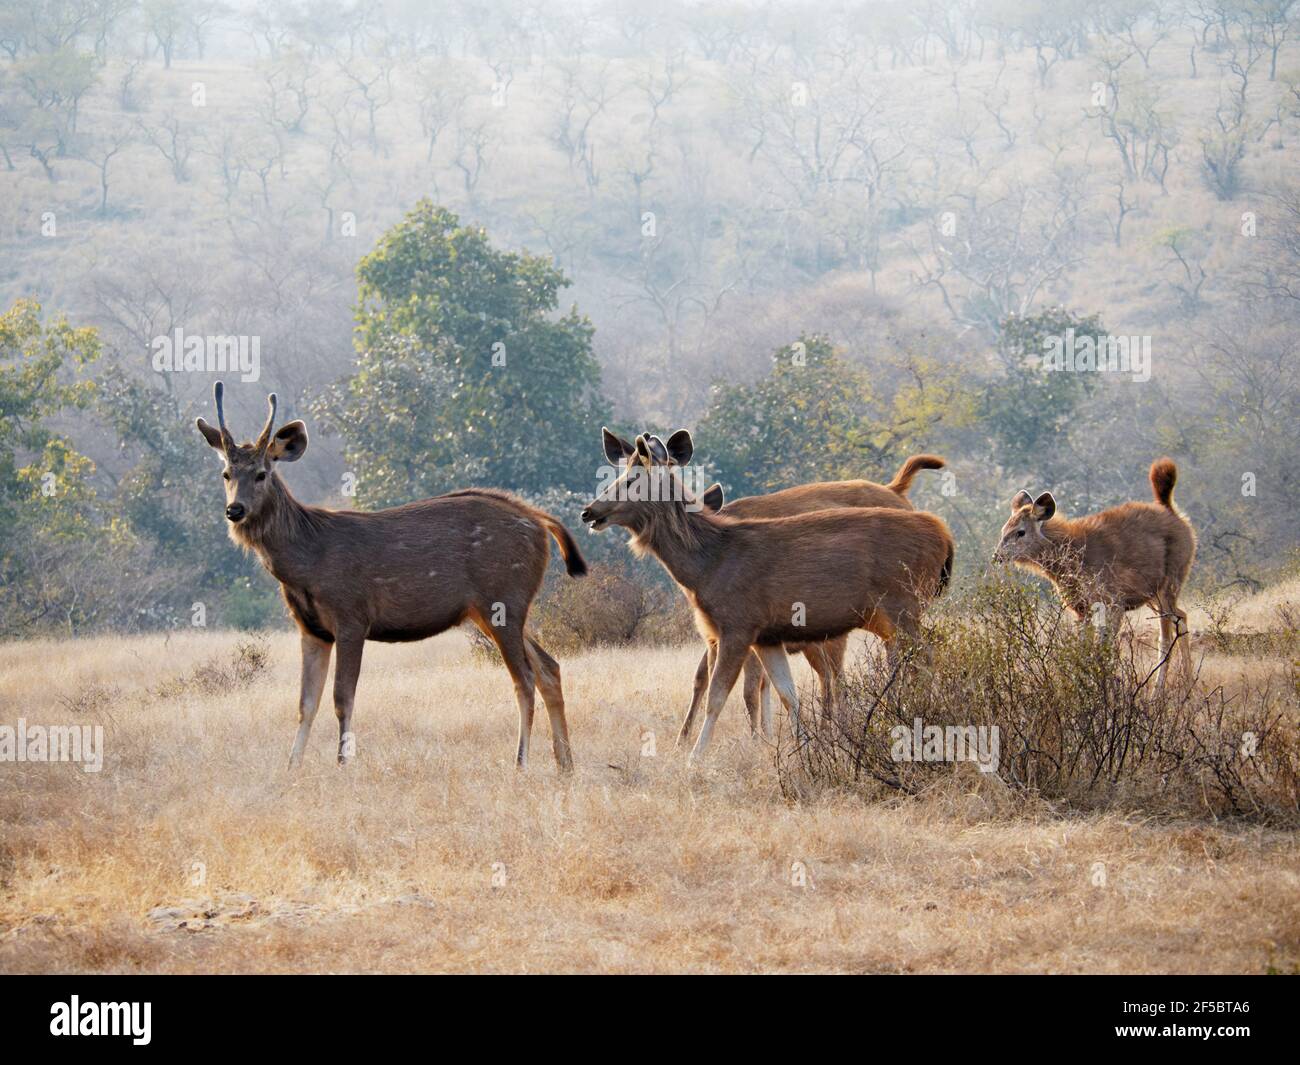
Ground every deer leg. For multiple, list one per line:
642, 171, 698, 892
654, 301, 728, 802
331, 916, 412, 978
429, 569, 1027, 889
760, 673, 774, 738
1156, 592, 1192, 688
1172, 604, 1192, 684
487, 623, 536, 769
677, 641, 715, 748
1155, 610, 1175, 689
755, 644, 805, 745
741, 651, 766, 736
824, 634, 849, 716
803, 644, 833, 721
882, 609, 929, 673
526, 635, 573, 773
288, 633, 332, 769
689, 636, 753, 761
810, 635, 848, 721
332, 633, 365, 766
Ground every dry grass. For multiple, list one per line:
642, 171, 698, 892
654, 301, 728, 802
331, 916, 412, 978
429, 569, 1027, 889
1, 621, 1298, 974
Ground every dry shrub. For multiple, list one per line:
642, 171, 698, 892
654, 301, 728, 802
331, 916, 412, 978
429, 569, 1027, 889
780, 578, 1300, 826
56, 683, 122, 716
151, 636, 271, 698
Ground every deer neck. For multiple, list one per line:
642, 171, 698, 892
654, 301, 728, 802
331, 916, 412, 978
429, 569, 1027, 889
232, 479, 323, 585
1027, 521, 1091, 601
628, 504, 718, 591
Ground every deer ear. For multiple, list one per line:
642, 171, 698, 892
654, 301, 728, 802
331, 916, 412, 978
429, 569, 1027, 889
267, 420, 308, 462
1011, 489, 1033, 511
646, 435, 669, 463
196, 418, 225, 451
1032, 491, 1056, 521
634, 434, 652, 461
665, 429, 693, 466
602, 426, 634, 465
701, 482, 724, 512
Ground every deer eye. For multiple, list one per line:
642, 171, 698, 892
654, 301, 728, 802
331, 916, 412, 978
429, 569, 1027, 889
1016, 529, 1026, 538
222, 471, 231, 481
255, 471, 267, 482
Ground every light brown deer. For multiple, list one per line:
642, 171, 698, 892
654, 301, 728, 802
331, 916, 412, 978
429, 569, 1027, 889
582, 432, 954, 758
195, 382, 586, 771
687, 442, 945, 741
992, 458, 1196, 687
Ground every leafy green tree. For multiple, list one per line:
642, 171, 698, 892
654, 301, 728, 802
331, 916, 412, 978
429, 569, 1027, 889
0, 300, 99, 519
694, 334, 969, 499
0, 300, 109, 633
323, 201, 610, 507
983, 306, 1106, 476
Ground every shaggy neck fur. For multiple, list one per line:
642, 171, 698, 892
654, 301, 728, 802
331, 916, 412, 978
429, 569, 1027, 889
624, 499, 725, 591
229, 474, 329, 584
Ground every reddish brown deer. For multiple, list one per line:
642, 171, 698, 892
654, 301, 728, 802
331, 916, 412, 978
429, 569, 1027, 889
684, 441, 944, 741
992, 458, 1196, 687
582, 432, 954, 758
195, 382, 586, 771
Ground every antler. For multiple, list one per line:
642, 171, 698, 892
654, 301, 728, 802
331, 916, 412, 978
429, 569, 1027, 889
213, 381, 236, 451
255, 393, 278, 452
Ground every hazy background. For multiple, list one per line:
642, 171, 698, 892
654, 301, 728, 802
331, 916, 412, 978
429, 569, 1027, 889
1, 0, 1297, 635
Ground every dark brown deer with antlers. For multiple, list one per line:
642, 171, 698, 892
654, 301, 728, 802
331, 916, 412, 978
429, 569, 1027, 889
582, 432, 954, 758
601, 429, 946, 743
195, 382, 586, 771
991, 458, 1196, 688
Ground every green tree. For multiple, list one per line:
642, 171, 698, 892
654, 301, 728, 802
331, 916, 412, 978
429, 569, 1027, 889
324, 201, 610, 507
983, 306, 1106, 476
0, 300, 109, 633
694, 334, 968, 498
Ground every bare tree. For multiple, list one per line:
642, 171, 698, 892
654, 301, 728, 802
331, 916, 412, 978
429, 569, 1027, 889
414, 59, 468, 163
1158, 226, 1210, 309
546, 59, 616, 193
1200, 48, 1259, 199
334, 53, 394, 153
911, 177, 1085, 336
72, 122, 135, 214
256, 50, 316, 134
137, 110, 196, 182
142, 0, 189, 69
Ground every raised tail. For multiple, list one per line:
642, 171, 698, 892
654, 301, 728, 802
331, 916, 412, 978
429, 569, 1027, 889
888, 453, 946, 496
540, 513, 588, 577
1150, 458, 1178, 508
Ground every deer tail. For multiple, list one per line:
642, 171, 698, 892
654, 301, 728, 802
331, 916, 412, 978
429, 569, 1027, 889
1150, 458, 1178, 508
888, 454, 946, 496
540, 513, 588, 577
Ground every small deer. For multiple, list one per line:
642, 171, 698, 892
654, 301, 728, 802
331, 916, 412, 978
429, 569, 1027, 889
196, 382, 586, 770
582, 431, 954, 758
991, 458, 1196, 687
604, 429, 944, 741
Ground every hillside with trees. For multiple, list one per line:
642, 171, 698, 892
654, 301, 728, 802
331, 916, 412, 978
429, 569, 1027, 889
1, 0, 1297, 634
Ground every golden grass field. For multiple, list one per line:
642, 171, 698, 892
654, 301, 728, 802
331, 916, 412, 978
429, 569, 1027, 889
1, 583, 1298, 974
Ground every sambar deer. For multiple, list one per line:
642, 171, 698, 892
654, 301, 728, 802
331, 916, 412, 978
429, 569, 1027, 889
601, 430, 946, 742
693, 450, 946, 740
991, 458, 1196, 687
195, 382, 587, 770
581, 432, 954, 758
